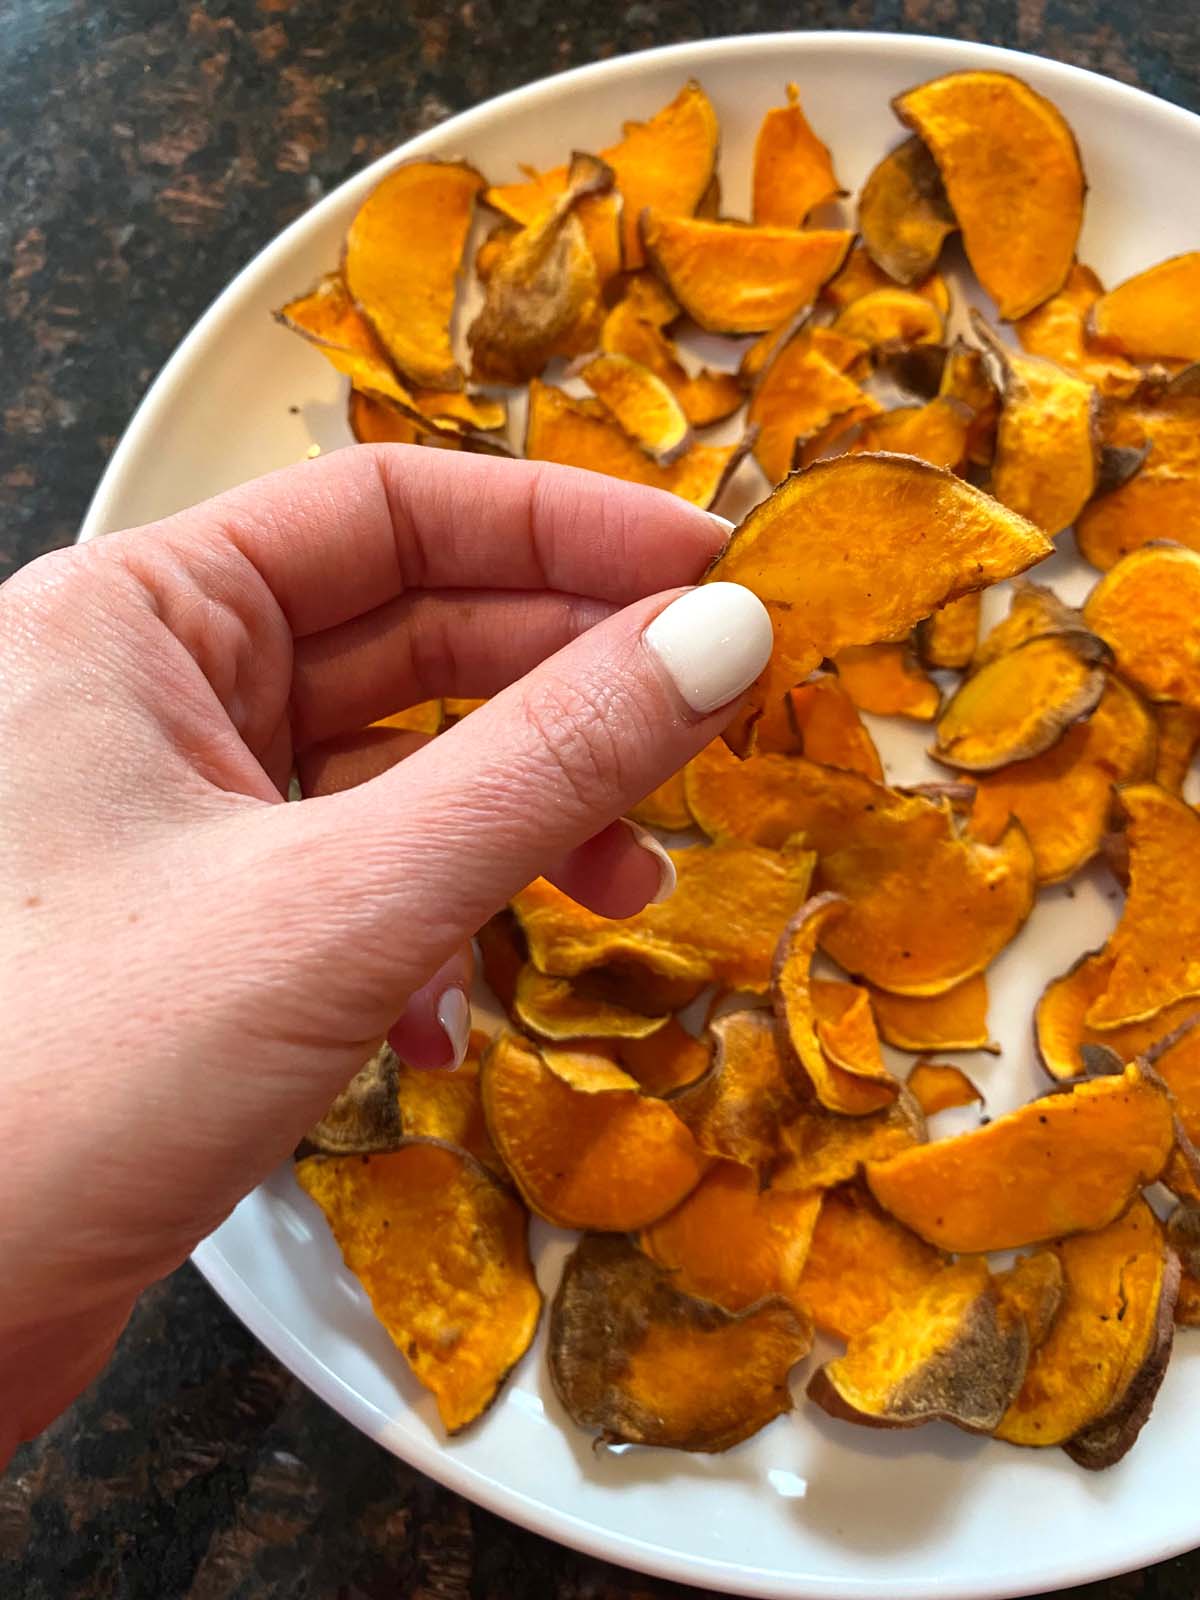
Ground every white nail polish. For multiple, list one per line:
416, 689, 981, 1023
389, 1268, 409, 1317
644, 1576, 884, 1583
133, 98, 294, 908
643, 583, 774, 715
707, 512, 737, 537
435, 987, 471, 1071
621, 818, 678, 903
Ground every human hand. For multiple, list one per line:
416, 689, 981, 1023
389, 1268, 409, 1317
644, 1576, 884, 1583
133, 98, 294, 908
0, 445, 771, 1455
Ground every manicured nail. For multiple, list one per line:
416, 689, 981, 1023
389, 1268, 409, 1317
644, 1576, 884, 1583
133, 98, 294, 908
643, 583, 774, 715
708, 513, 736, 537
621, 818, 677, 903
435, 987, 471, 1071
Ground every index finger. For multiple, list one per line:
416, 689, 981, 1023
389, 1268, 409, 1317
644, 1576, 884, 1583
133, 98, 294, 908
136, 445, 731, 637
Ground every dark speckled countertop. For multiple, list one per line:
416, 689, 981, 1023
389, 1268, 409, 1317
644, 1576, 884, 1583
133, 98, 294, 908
2, 3, 1200, 1596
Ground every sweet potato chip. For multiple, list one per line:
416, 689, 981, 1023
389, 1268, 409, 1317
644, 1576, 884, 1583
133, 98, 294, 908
483, 171, 622, 287
869, 974, 997, 1054
1075, 390, 1200, 569
833, 288, 945, 349
972, 580, 1084, 670
513, 838, 815, 994
611, 1018, 711, 1097
640, 1160, 823, 1310
857, 134, 957, 285
549, 1233, 811, 1452
513, 963, 669, 1042
343, 159, 483, 389
373, 701, 445, 736
893, 71, 1084, 319
821, 243, 950, 315
848, 397, 970, 471
1084, 544, 1200, 710
774, 1090, 927, 1194
780, 673, 883, 777
641, 210, 852, 335
747, 327, 879, 485
305, 1042, 403, 1155
915, 593, 982, 671
525, 379, 750, 508
1147, 1018, 1200, 1185
833, 641, 941, 721
1089, 251, 1200, 363
1034, 948, 1200, 1082
296, 1140, 539, 1432
578, 351, 692, 464
932, 631, 1109, 772
995, 1251, 1065, 1351
967, 675, 1157, 884
808, 1258, 1028, 1433
795, 1184, 944, 1341
477, 909, 524, 1013
347, 389, 425, 447
475, 220, 518, 282
628, 769, 691, 831
938, 337, 999, 466
394, 1031, 504, 1177
866, 1063, 1174, 1250
1166, 1205, 1200, 1327
601, 290, 742, 427
1154, 704, 1200, 794
996, 1199, 1178, 1466
752, 82, 842, 227
670, 1008, 803, 1172
906, 1061, 983, 1116
481, 1032, 707, 1230
1015, 263, 1141, 398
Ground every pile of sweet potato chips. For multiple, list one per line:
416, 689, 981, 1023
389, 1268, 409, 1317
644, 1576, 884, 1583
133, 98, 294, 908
282, 70, 1200, 1470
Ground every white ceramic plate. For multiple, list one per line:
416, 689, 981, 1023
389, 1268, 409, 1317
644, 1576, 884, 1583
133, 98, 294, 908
80, 32, 1200, 1600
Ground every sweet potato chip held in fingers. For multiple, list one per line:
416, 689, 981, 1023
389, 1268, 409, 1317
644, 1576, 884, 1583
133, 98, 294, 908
481, 1033, 707, 1231
394, 1032, 505, 1178
893, 71, 1084, 319
296, 1141, 540, 1433
1084, 545, 1200, 710
1015, 263, 1142, 399
905, 1061, 983, 1117
808, 1258, 1029, 1434
669, 1009, 803, 1172
774, 1091, 927, 1194
1075, 390, 1200, 570
627, 769, 691, 831
858, 134, 957, 285
600, 294, 743, 428
1089, 251, 1200, 363
549, 1233, 811, 1453
513, 964, 669, 1042
752, 82, 842, 227
577, 352, 692, 465
868, 974, 997, 1055
847, 398, 970, 471
1034, 949, 1200, 1081
915, 593, 982, 671
747, 329, 880, 486
931, 631, 1110, 772
781, 674, 883, 777
1166, 1205, 1200, 1327
866, 1063, 1174, 1251
1154, 704, 1200, 794
832, 288, 945, 350
304, 1042, 403, 1155
640, 211, 852, 335
640, 1160, 823, 1311
832, 641, 942, 721
994, 1252, 1065, 1351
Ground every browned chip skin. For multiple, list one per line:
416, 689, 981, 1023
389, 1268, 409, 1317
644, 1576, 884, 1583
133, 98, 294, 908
304, 1042, 403, 1155
1167, 1205, 1200, 1327
858, 135, 956, 284
670, 1008, 804, 1172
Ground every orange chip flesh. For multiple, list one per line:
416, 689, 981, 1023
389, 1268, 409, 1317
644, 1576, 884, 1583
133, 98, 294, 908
1154, 703, 1200, 795
967, 674, 1157, 885
305, 1042, 404, 1155
1148, 1019, 1200, 1186
641, 211, 852, 335
833, 288, 945, 350
1034, 948, 1200, 1082
748, 328, 879, 486
628, 769, 691, 831
938, 337, 999, 466
483, 176, 622, 287
972, 580, 1084, 671
821, 243, 950, 315
610, 1018, 711, 1098
640, 1160, 823, 1311
808, 1258, 1028, 1433
866, 1063, 1174, 1251
893, 71, 1084, 320
869, 974, 997, 1054
670, 1008, 803, 1172
685, 745, 1037, 996
752, 82, 842, 227
480, 1032, 707, 1230
858, 134, 957, 285
1015, 263, 1142, 398
1089, 252, 1200, 363
833, 641, 941, 721
578, 352, 693, 465
932, 631, 1110, 773
916, 593, 982, 671
1075, 391, 1200, 570
549, 1233, 812, 1453
1167, 1205, 1200, 1328
848, 398, 970, 471
995, 1251, 1065, 1352
512, 963, 669, 1042
1084, 545, 1200, 710
512, 839, 815, 994
603, 79, 720, 269
996, 1199, 1178, 1466
906, 1061, 983, 1116
600, 294, 743, 428
782, 674, 883, 777
795, 1184, 945, 1341
774, 1090, 927, 1195
374, 701, 445, 736
347, 389, 424, 446
295, 1141, 540, 1433
343, 159, 483, 390
394, 1031, 504, 1178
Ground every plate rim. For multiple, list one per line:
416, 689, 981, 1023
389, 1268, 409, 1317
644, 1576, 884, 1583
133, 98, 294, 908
84, 28, 1200, 1599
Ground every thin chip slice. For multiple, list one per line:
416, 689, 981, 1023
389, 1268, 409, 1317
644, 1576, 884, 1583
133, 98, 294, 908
628, 769, 691, 831
477, 909, 525, 1013
1154, 704, 1200, 794
305, 1041, 403, 1154
347, 389, 425, 446
932, 631, 1110, 772
833, 288, 945, 349
795, 1184, 945, 1341
774, 1090, 927, 1194
1166, 1205, 1200, 1327
481, 1032, 707, 1230
848, 398, 970, 471
915, 593, 982, 671
822, 243, 950, 314
994, 1252, 1065, 1351
578, 352, 692, 465
513, 963, 669, 1042
869, 975, 998, 1054
833, 641, 942, 721
343, 159, 483, 389
483, 173, 622, 286
549, 1233, 811, 1452
612, 1019, 711, 1097
972, 580, 1084, 670
641, 211, 852, 335
808, 1258, 1028, 1433
601, 292, 743, 428
866, 1063, 1174, 1251
374, 701, 445, 735
395, 1031, 504, 1178
906, 1061, 983, 1116
640, 1160, 823, 1311
296, 1141, 540, 1432
604, 79, 720, 269
752, 82, 842, 227
669, 1008, 804, 1172
1084, 544, 1200, 710
893, 71, 1084, 319
1147, 1019, 1200, 1190
1076, 390, 1200, 569
747, 327, 880, 485
939, 337, 999, 466
1015, 263, 1142, 398
780, 674, 883, 777
858, 135, 957, 285
1034, 948, 1200, 1081
1089, 252, 1200, 363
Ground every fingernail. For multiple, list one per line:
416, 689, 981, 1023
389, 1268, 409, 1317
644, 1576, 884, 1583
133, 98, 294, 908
621, 818, 677, 904
708, 513, 736, 537
435, 987, 472, 1071
643, 583, 774, 715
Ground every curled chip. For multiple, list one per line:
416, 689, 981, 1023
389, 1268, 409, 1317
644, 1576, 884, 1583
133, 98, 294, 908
869, 974, 998, 1055
513, 963, 669, 1042
858, 135, 957, 285
305, 1042, 403, 1155
1166, 1205, 1200, 1327
932, 631, 1110, 773
772, 896, 899, 1116
484, 178, 621, 288
795, 1183, 945, 1341
781, 674, 883, 777
972, 580, 1084, 670
640, 210, 852, 335
905, 1061, 983, 1117
1154, 704, 1200, 794
968, 675, 1157, 884
578, 352, 692, 465
995, 1251, 1065, 1351
774, 1090, 927, 1194
833, 288, 945, 349
1089, 251, 1200, 363
512, 838, 815, 994
747, 327, 879, 485
1084, 544, 1200, 710
685, 745, 1036, 995
395, 1031, 504, 1178
866, 1063, 1174, 1251
549, 1233, 812, 1453
916, 593, 982, 672
996, 1199, 1179, 1468
481, 1032, 707, 1230
848, 398, 971, 471
601, 284, 742, 428
822, 242, 950, 314
670, 1008, 803, 1172
893, 71, 1084, 319
1075, 388, 1200, 570
1034, 948, 1200, 1082
296, 1140, 540, 1432
833, 641, 941, 721
752, 82, 842, 227
640, 1159, 823, 1310
938, 338, 998, 466
525, 379, 751, 509
808, 1258, 1029, 1433
608, 1018, 711, 1097
343, 159, 483, 390
628, 769, 691, 831
469, 153, 614, 385
1016, 263, 1141, 398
